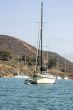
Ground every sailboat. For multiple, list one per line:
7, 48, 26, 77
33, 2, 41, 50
64, 59, 69, 80
15, 55, 29, 79
56, 58, 62, 80
30, 2, 56, 84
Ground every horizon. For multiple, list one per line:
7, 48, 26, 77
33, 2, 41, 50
0, 0, 73, 61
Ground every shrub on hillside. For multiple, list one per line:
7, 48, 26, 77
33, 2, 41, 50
48, 58, 57, 69
0, 51, 11, 61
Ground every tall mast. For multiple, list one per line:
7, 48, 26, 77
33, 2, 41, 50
40, 2, 43, 74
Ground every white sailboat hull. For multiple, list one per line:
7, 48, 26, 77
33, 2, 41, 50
31, 74, 56, 84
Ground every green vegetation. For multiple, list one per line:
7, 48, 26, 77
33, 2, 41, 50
19, 54, 34, 65
0, 51, 11, 61
48, 58, 57, 69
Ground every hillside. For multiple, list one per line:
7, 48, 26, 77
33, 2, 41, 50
0, 35, 73, 78
0, 35, 36, 57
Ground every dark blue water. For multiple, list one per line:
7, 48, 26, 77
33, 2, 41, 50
0, 78, 73, 110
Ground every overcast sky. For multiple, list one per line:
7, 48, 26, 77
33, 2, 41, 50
0, 0, 73, 61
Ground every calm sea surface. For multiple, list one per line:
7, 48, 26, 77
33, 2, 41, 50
0, 78, 73, 110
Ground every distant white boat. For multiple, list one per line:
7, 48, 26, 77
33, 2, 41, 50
14, 74, 29, 79
64, 77, 68, 80
15, 55, 29, 79
56, 62, 62, 80
64, 75, 69, 80
57, 76, 62, 80
64, 59, 69, 80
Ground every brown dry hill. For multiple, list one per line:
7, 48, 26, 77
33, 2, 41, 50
0, 35, 37, 57
0, 35, 73, 78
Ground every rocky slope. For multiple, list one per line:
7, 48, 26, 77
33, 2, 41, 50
0, 35, 73, 78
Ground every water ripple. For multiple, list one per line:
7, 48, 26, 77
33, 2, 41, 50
0, 78, 73, 110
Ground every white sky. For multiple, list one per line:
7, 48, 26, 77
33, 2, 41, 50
0, 0, 73, 61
